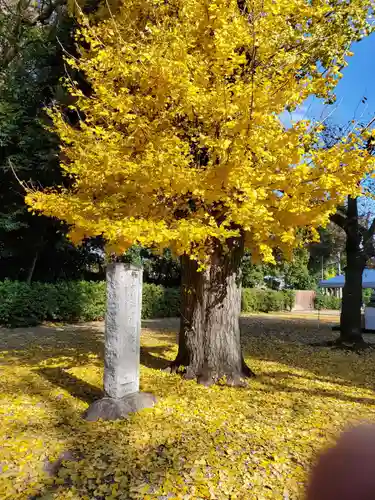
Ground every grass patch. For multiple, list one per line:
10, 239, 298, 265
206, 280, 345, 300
1, 316, 375, 499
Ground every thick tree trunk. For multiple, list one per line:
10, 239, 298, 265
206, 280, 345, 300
330, 196, 375, 349
171, 236, 255, 385
339, 251, 365, 344
339, 197, 366, 346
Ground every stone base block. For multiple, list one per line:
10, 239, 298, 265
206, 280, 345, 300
83, 392, 156, 422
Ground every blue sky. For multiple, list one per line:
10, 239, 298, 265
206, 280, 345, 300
284, 34, 375, 127
282, 34, 375, 220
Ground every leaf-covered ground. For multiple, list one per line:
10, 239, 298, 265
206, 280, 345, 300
1, 313, 375, 499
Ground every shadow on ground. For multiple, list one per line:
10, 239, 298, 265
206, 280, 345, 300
38, 367, 103, 404
0, 324, 105, 368
141, 315, 375, 399
239, 316, 375, 393
2, 315, 375, 408
0, 320, 176, 370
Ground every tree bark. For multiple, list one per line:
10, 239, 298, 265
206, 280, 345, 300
339, 197, 366, 345
340, 251, 365, 343
171, 236, 255, 385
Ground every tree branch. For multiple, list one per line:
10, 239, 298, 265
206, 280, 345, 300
0, 0, 64, 71
366, 217, 375, 240
363, 237, 375, 260
28, 0, 65, 25
330, 212, 348, 230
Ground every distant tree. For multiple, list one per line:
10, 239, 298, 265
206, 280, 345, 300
281, 248, 316, 290
0, 8, 67, 281
242, 247, 316, 290
0, 0, 66, 72
241, 256, 265, 288
320, 123, 375, 346
309, 223, 346, 277
122, 246, 181, 287
0, 0, 106, 282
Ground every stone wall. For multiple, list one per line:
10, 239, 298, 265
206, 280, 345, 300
292, 290, 316, 311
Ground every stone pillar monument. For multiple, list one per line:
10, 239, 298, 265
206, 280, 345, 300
84, 263, 156, 421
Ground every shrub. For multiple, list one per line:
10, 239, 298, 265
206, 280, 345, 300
314, 289, 374, 310
142, 284, 180, 319
0, 280, 107, 327
363, 288, 373, 306
314, 292, 341, 310
263, 290, 285, 312
241, 288, 263, 313
0, 281, 298, 327
241, 288, 295, 313
283, 290, 296, 311
0, 280, 180, 327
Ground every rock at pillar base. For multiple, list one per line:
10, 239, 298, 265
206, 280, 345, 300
83, 392, 156, 422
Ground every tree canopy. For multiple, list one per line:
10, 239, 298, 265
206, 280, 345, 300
26, 0, 375, 264
0, 0, 107, 281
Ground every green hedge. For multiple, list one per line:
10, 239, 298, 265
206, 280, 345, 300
0, 281, 296, 327
141, 284, 180, 319
241, 288, 295, 313
314, 293, 341, 310
3, 279, 374, 325
314, 289, 373, 310
0, 281, 106, 327
0, 281, 180, 327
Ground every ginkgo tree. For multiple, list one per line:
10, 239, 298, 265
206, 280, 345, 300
27, 0, 375, 385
